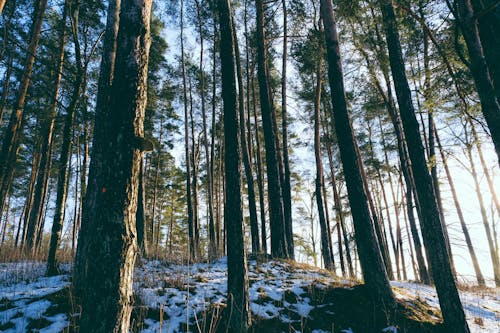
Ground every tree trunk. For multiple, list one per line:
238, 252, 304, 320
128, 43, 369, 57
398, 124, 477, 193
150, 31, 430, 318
380, 1, 469, 330
464, 125, 500, 286
233, 18, 260, 254
281, 0, 294, 260
136, 158, 146, 255
26, 0, 69, 256
195, 0, 217, 260
255, 0, 287, 258
189, 78, 201, 260
470, 0, 500, 100
320, 0, 395, 307
435, 127, 485, 286
73, 0, 121, 290
211, 26, 221, 256
0, 0, 48, 218
455, 0, 500, 165
179, 0, 196, 262
0, 52, 13, 123
313, 62, 334, 271
354, 133, 394, 280
218, 0, 250, 330
252, 76, 268, 254
47, 3, 83, 276
77, 0, 152, 331
467, 117, 500, 219
360, 33, 431, 285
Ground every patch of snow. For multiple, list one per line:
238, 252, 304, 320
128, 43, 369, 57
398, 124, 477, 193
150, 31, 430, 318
392, 281, 500, 333
382, 325, 398, 333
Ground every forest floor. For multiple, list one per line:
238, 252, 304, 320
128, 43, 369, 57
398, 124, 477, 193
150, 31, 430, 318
0, 258, 498, 333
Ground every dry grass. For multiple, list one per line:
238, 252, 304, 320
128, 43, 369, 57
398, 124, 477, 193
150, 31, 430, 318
0, 245, 74, 264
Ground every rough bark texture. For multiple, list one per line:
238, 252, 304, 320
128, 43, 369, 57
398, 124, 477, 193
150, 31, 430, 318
255, 0, 287, 258
218, 0, 250, 331
380, 1, 469, 331
76, 0, 152, 331
74, 0, 121, 289
320, 0, 395, 308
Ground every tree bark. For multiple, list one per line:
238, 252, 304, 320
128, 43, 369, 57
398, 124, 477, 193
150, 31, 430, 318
455, 0, 500, 165
77, 0, 152, 331
320, 0, 395, 308
179, 0, 196, 262
255, 0, 287, 258
233, 18, 260, 254
74, 0, 121, 290
470, 0, 500, 100
313, 62, 334, 271
252, 76, 268, 254
47, 2, 84, 275
281, 0, 294, 260
218, 0, 250, 330
380, 1, 469, 330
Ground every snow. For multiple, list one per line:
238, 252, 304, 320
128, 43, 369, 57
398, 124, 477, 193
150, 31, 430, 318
0, 259, 498, 332
392, 281, 500, 333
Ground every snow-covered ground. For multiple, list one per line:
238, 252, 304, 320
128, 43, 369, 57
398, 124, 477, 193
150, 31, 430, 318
0, 259, 498, 332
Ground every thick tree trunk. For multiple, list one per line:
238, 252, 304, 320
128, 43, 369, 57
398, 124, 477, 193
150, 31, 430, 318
322, 115, 353, 277
361, 42, 431, 284
320, 0, 395, 307
74, 0, 121, 290
77, 0, 152, 331
354, 137, 394, 280
218, 0, 250, 331
0, 0, 48, 218
455, 0, 500, 165
380, 1, 469, 331
470, 0, 500, 100
421, 34, 456, 276
255, 0, 287, 258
